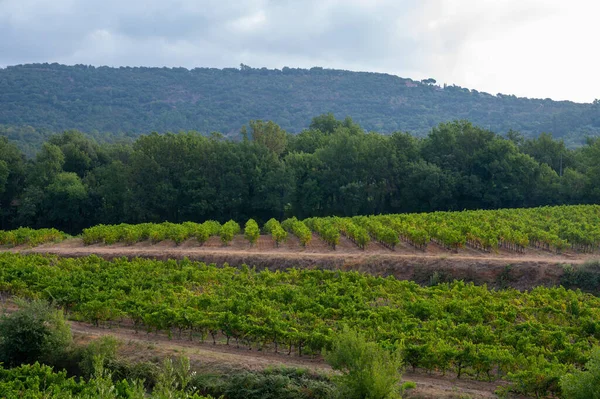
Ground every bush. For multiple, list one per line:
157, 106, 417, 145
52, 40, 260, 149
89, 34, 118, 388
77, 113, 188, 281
79, 336, 120, 378
561, 261, 600, 294
192, 366, 337, 399
325, 326, 410, 399
561, 347, 600, 399
0, 298, 72, 367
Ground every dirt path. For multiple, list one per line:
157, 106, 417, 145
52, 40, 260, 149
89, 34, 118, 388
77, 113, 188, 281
26, 237, 590, 264
69, 321, 506, 399
17, 237, 596, 290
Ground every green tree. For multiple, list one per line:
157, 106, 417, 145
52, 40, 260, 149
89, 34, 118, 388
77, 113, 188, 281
44, 172, 88, 232
0, 298, 72, 367
249, 120, 287, 156
0, 137, 25, 229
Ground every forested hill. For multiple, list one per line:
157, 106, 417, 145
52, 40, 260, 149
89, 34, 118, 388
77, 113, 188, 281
1, 63, 599, 146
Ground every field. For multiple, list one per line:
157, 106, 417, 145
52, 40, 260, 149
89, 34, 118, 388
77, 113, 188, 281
21, 231, 591, 291
2, 252, 600, 398
3, 205, 600, 398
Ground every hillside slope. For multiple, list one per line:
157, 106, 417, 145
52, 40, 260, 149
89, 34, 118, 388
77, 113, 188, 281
1, 63, 599, 145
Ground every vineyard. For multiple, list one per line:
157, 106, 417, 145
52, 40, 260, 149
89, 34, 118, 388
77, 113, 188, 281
0, 253, 599, 397
0, 227, 68, 248
62, 205, 600, 255
1, 205, 597, 255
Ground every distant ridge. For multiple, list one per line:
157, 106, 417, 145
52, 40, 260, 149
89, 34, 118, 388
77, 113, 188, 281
1, 63, 599, 146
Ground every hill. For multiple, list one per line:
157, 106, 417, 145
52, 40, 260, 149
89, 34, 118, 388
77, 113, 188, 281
1, 63, 599, 147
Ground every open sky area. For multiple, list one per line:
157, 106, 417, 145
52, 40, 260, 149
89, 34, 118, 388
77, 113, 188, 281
0, 0, 598, 102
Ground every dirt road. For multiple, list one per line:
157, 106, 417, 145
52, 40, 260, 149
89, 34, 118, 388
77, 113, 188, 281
69, 320, 506, 399
19, 235, 596, 290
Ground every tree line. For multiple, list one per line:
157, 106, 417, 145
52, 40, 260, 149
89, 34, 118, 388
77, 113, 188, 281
2, 63, 599, 147
1, 115, 600, 233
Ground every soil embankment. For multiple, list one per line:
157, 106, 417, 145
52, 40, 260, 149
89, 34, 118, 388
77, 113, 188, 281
20, 235, 595, 290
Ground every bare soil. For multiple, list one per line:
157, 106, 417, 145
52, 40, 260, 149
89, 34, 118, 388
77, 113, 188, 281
19, 235, 597, 290
68, 321, 508, 399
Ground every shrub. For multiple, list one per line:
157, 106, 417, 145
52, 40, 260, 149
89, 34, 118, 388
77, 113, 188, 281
0, 298, 72, 367
79, 336, 120, 378
325, 326, 411, 399
560, 347, 600, 399
192, 366, 337, 399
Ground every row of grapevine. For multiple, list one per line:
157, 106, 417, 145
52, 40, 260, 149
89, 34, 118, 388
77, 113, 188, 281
304, 217, 340, 249
379, 215, 430, 250
281, 217, 312, 246
333, 217, 370, 249
264, 218, 287, 247
371, 205, 600, 253
1, 253, 598, 397
12, 205, 600, 254
82, 222, 217, 245
219, 221, 241, 245
0, 227, 68, 248
352, 216, 399, 249
244, 219, 260, 246
82, 220, 232, 246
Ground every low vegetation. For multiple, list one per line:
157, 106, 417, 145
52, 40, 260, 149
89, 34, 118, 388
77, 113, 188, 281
1, 253, 600, 396
73, 205, 600, 254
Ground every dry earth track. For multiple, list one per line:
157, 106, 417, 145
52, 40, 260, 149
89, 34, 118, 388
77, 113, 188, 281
17, 235, 597, 290
68, 320, 509, 399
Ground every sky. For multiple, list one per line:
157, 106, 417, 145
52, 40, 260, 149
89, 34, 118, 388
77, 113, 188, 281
0, 0, 598, 103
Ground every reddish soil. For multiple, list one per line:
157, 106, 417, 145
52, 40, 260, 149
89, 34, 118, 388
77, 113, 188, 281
19, 235, 597, 290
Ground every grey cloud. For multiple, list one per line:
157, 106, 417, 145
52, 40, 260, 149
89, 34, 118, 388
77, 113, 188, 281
0, 0, 423, 70
0, 0, 595, 102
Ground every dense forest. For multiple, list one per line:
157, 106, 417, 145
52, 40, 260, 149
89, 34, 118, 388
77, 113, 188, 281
1, 115, 599, 233
1, 63, 600, 152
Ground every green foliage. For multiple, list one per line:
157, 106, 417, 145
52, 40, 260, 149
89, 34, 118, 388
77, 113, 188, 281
353, 217, 399, 249
82, 222, 222, 246
79, 336, 120, 378
249, 120, 288, 155
0, 227, 68, 247
561, 347, 600, 399
194, 367, 337, 399
561, 260, 600, 295
334, 217, 370, 249
26, 205, 600, 259
1, 253, 599, 397
1, 64, 599, 148
0, 298, 72, 367
507, 355, 568, 398
244, 219, 260, 245
4, 116, 600, 235
282, 217, 311, 246
325, 326, 406, 399
0, 357, 214, 398
220, 220, 240, 245
305, 217, 340, 249
264, 218, 287, 247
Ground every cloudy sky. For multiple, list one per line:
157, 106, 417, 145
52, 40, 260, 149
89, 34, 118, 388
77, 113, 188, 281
0, 0, 598, 103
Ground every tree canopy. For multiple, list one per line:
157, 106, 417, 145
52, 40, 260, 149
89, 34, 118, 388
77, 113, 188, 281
1, 64, 599, 152
2, 116, 600, 233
